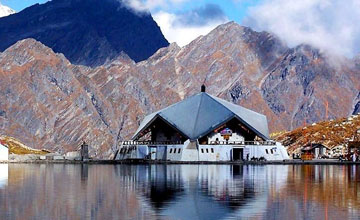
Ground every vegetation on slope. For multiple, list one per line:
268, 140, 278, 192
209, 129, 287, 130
0, 136, 49, 155
274, 114, 360, 154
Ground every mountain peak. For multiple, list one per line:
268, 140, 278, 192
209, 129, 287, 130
0, 0, 169, 67
0, 3, 15, 18
0, 38, 70, 69
8, 38, 49, 51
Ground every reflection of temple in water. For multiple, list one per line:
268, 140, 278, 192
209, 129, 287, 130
114, 165, 289, 219
3, 164, 360, 219
114, 165, 360, 219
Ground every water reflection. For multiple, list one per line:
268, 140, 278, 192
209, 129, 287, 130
117, 165, 278, 219
268, 165, 360, 220
0, 164, 360, 219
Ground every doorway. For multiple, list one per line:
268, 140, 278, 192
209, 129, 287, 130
233, 148, 243, 161
149, 146, 157, 160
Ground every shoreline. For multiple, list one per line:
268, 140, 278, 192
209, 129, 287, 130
2, 159, 360, 165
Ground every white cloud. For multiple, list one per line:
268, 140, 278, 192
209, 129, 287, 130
122, 0, 189, 12
244, 0, 360, 57
122, 1, 228, 47
0, 2, 15, 18
153, 11, 227, 46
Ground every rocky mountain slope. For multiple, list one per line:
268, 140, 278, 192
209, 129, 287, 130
275, 114, 360, 154
0, 0, 169, 67
0, 3, 15, 18
0, 22, 359, 158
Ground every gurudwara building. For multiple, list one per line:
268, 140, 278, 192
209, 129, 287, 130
118, 87, 289, 161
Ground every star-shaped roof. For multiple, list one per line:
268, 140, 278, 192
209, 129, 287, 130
133, 92, 270, 140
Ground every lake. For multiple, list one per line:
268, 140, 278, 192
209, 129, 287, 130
0, 164, 359, 220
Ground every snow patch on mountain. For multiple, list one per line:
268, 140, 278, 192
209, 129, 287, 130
0, 3, 15, 18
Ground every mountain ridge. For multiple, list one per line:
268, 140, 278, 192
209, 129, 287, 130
0, 22, 359, 158
0, 0, 169, 67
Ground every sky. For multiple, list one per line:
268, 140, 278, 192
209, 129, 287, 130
1, 0, 360, 57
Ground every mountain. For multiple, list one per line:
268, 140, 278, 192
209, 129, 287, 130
0, 3, 15, 18
0, 22, 359, 158
128, 22, 359, 132
0, 0, 169, 67
274, 114, 360, 154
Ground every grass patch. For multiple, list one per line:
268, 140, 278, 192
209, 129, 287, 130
0, 136, 49, 155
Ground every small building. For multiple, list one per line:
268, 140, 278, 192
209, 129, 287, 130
301, 144, 330, 160
118, 88, 289, 161
346, 129, 360, 158
0, 140, 9, 161
80, 141, 89, 161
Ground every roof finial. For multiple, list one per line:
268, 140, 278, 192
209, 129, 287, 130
201, 84, 206, 93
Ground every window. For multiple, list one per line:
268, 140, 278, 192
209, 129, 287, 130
201, 149, 204, 153
178, 148, 181, 154
206, 149, 209, 153
169, 149, 172, 154
211, 148, 214, 153
266, 149, 269, 154
270, 149, 274, 154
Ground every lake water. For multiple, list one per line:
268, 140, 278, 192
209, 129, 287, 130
0, 164, 360, 220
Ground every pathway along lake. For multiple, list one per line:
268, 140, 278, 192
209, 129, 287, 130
0, 164, 359, 219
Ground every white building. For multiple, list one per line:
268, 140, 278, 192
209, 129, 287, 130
0, 140, 8, 161
0, 164, 8, 188
117, 88, 289, 161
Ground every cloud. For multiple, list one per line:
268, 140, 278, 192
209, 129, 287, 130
153, 4, 228, 46
121, 0, 189, 12
244, 0, 360, 57
120, 1, 228, 46
173, 4, 228, 27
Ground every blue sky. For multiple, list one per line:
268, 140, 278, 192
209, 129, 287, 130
2, 0, 48, 12
1, 0, 262, 46
2, 0, 260, 24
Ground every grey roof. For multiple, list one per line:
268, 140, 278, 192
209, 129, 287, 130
133, 92, 270, 140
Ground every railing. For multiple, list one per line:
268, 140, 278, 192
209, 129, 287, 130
121, 141, 184, 146
120, 140, 276, 146
208, 141, 276, 146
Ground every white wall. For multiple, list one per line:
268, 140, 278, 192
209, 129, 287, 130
199, 145, 233, 161
167, 145, 184, 161
0, 164, 8, 188
0, 144, 8, 161
119, 142, 289, 161
245, 143, 290, 160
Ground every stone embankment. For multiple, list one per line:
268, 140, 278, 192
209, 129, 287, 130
7, 153, 83, 163
2, 158, 360, 165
